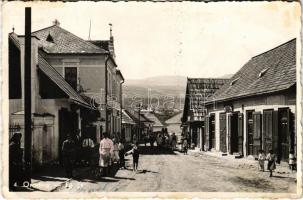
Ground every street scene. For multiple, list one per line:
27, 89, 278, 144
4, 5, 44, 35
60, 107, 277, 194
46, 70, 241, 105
3, 1, 300, 197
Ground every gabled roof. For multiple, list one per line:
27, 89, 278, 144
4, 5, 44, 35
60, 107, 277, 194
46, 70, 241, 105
32, 25, 108, 54
122, 109, 136, 125
182, 78, 228, 123
186, 78, 229, 108
209, 38, 296, 103
38, 53, 91, 108
141, 111, 164, 127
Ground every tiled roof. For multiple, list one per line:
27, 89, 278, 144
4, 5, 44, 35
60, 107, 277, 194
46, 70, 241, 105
210, 39, 296, 102
38, 53, 91, 108
87, 40, 110, 51
9, 32, 20, 49
186, 78, 229, 109
32, 25, 108, 54
122, 110, 136, 125
141, 111, 164, 127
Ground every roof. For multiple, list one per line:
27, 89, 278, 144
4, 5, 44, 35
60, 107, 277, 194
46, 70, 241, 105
122, 110, 136, 125
165, 112, 182, 124
116, 69, 125, 81
141, 111, 164, 127
9, 32, 20, 49
32, 25, 108, 54
186, 78, 229, 108
38, 53, 91, 108
124, 109, 153, 124
87, 40, 110, 51
209, 38, 296, 103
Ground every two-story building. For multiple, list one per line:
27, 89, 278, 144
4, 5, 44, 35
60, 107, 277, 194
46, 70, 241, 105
205, 39, 297, 162
9, 21, 125, 165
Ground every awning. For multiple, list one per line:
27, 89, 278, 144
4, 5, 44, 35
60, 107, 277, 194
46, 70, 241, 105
38, 53, 91, 108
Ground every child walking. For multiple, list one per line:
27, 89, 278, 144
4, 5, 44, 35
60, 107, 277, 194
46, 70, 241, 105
125, 142, 140, 172
258, 150, 265, 171
266, 150, 276, 177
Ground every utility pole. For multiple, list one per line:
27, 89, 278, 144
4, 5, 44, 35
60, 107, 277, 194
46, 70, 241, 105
24, 7, 32, 185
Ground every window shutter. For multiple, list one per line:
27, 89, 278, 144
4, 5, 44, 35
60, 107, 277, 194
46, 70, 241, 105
238, 113, 243, 155
205, 116, 209, 150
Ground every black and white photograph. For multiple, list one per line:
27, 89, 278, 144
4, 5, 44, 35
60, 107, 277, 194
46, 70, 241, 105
1, 1, 301, 198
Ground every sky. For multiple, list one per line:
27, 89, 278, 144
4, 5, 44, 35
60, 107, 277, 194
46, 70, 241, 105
2, 1, 300, 79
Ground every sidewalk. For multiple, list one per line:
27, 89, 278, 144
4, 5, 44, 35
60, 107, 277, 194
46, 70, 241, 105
188, 149, 297, 179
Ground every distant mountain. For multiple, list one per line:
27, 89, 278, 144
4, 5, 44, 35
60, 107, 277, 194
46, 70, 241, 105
122, 74, 232, 111
125, 75, 187, 87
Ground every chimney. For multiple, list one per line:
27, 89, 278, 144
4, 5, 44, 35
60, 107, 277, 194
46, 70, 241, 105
108, 23, 115, 58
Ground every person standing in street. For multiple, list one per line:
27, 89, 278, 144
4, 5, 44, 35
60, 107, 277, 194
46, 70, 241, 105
125, 142, 140, 172
118, 139, 126, 169
266, 150, 277, 177
258, 150, 265, 172
82, 134, 95, 166
62, 134, 76, 178
171, 133, 177, 150
183, 138, 188, 155
99, 132, 114, 177
9, 132, 23, 190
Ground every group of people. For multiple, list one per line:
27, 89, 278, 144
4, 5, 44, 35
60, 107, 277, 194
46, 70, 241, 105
258, 149, 296, 177
62, 131, 141, 178
155, 132, 178, 150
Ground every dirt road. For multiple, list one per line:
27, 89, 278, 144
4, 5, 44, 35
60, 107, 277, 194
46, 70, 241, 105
56, 145, 296, 192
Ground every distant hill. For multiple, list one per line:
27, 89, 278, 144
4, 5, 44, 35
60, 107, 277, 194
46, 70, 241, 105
122, 74, 232, 111
125, 75, 187, 87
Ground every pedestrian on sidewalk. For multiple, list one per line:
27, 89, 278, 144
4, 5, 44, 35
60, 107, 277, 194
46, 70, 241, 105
289, 149, 296, 172
99, 132, 114, 177
62, 134, 76, 178
258, 149, 265, 172
266, 150, 277, 177
118, 139, 126, 169
125, 142, 140, 172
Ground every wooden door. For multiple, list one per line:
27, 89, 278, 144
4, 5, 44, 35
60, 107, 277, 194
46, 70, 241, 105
238, 113, 244, 156
219, 113, 227, 152
263, 110, 273, 154
278, 108, 290, 162
230, 113, 238, 154
252, 112, 262, 156
205, 116, 210, 150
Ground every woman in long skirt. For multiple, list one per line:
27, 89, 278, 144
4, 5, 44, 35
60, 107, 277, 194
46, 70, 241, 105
99, 132, 114, 176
